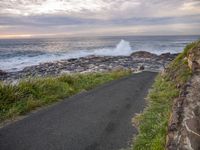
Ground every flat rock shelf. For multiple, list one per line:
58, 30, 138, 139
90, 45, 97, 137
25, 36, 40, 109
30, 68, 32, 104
0, 51, 177, 81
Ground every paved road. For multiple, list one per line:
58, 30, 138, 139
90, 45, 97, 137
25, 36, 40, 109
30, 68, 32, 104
0, 71, 157, 150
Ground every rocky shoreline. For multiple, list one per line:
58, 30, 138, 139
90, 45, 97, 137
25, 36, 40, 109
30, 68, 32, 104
0, 51, 178, 81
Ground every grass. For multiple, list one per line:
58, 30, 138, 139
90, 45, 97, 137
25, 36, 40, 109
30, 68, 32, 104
0, 70, 131, 122
133, 41, 200, 150
133, 75, 179, 150
164, 41, 198, 85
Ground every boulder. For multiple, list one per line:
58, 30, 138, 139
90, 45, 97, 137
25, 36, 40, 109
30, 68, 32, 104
0, 69, 7, 76
138, 65, 145, 71
159, 53, 179, 60
130, 51, 157, 59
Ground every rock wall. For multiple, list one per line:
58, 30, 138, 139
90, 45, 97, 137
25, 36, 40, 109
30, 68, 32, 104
188, 42, 200, 72
167, 43, 200, 150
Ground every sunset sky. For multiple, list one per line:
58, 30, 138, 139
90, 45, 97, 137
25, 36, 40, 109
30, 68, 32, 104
0, 0, 200, 38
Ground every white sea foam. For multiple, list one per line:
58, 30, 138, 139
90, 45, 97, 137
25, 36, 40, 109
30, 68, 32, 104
0, 40, 133, 72
1, 35, 198, 72
92, 40, 132, 56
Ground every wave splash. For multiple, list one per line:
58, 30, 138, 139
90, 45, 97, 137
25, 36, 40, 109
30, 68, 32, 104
0, 40, 133, 72
92, 40, 132, 56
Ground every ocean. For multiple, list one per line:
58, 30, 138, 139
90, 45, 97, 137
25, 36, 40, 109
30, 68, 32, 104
0, 35, 199, 72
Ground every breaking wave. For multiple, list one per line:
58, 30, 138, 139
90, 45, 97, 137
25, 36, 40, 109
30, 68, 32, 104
92, 40, 132, 56
0, 40, 133, 72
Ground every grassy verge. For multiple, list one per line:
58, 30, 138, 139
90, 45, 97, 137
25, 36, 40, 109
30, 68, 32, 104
133, 75, 179, 150
0, 70, 131, 123
133, 41, 200, 150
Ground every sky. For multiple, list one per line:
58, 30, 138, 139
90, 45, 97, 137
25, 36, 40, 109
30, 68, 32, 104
0, 0, 200, 38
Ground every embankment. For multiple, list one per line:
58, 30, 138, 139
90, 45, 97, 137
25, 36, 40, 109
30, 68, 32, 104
167, 41, 200, 150
133, 40, 200, 150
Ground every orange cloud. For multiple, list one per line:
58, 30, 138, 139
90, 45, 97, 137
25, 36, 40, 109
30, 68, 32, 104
0, 34, 32, 39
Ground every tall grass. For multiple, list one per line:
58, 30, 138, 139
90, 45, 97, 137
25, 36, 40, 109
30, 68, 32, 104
0, 70, 131, 122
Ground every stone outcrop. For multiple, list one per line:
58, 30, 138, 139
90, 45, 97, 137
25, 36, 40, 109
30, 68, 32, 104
0, 70, 7, 76
167, 43, 200, 150
188, 42, 200, 72
159, 53, 179, 61
130, 51, 157, 58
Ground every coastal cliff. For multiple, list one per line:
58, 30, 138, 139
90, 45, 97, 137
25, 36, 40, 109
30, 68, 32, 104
133, 41, 200, 150
167, 41, 200, 150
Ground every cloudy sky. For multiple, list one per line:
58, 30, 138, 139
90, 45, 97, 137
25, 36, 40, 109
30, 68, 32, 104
0, 0, 200, 38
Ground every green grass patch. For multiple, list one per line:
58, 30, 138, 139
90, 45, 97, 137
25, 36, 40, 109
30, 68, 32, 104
133, 41, 200, 150
0, 70, 131, 122
133, 75, 179, 150
165, 40, 200, 85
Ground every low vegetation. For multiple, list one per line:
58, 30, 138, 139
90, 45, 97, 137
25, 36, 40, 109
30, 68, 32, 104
133, 75, 179, 150
133, 41, 200, 150
0, 70, 131, 122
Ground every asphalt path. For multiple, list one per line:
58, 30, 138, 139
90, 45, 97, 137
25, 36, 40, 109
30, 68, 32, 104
0, 71, 157, 150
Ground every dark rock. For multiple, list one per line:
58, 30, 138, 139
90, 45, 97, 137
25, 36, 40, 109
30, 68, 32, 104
159, 52, 171, 58
180, 90, 188, 97
138, 65, 145, 70
168, 123, 177, 132
194, 106, 200, 117
159, 53, 179, 60
166, 141, 178, 150
68, 58, 78, 62
131, 51, 157, 58
2, 52, 175, 81
0, 69, 7, 76
176, 84, 181, 89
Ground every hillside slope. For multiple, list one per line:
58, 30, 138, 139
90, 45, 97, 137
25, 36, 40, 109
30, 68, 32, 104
167, 41, 200, 150
133, 41, 200, 150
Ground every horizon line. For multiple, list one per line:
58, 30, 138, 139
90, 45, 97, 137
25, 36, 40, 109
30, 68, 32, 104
0, 34, 200, 40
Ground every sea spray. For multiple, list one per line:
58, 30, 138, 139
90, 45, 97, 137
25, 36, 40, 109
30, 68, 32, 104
0, 40, 133, 71
92, 40, 132, 56
0, 35, 198, 72
114, 39, 132, 56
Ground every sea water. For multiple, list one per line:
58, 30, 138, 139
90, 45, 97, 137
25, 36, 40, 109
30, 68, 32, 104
0, 35, 199, 72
